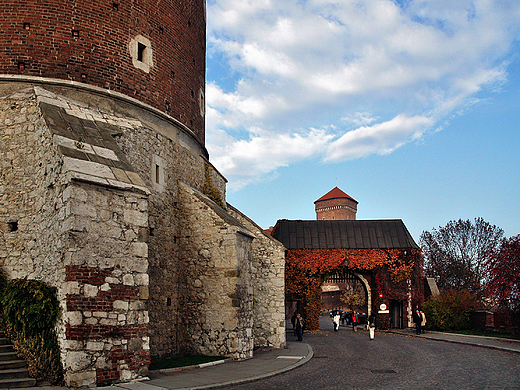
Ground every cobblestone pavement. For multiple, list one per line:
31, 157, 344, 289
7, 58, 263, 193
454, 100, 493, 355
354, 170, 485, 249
224, 318, 520, 390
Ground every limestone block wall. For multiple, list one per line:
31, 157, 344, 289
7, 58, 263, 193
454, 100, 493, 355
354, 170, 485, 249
1, 81, 286, 387
0, 85, 152, 387
227, 205, 286, 349
0, 87, 65, 285
177, 183, 255, 359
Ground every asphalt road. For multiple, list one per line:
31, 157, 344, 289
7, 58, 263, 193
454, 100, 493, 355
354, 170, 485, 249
225, 318, 520, 390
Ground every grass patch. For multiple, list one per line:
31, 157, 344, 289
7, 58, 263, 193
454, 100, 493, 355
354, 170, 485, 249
446, 329, 520, 341
149, 355, 225, 371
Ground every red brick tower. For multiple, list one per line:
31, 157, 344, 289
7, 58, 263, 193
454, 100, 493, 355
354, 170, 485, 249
315, 187, 358, 220
0, 0, 206, 144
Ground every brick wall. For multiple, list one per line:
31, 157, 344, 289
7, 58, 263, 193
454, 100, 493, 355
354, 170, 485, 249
315, 197, 358, 220
0, 0, 205, 143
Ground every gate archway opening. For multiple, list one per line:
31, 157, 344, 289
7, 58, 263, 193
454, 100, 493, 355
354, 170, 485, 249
321, 269, 372, 320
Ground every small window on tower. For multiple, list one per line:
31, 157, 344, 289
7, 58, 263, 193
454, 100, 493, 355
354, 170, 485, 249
130, 35, 153, 73
199, 89, 205, 116
151, 155, 165, 192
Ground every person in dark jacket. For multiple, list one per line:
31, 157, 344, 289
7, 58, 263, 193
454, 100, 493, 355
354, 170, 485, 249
413, 309, 422, 335
291, 311, 297, 337
295, 313, 305, 341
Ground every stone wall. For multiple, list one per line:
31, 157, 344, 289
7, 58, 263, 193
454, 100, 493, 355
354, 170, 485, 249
0, 87, 65, 285
1, 82, 286, 387
227, 205, 286, 349
0, 85, 152, 386
62, 182, 150, 387
177, 183, 255, 359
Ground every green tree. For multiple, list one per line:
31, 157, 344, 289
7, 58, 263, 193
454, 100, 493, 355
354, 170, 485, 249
420, 218, 503, 298
423, 289, 482, 331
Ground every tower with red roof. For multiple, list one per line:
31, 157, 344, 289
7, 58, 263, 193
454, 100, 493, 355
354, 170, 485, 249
314, 187, 358, 220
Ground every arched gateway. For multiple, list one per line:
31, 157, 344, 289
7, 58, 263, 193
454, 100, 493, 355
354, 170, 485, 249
322, 270, 372, 319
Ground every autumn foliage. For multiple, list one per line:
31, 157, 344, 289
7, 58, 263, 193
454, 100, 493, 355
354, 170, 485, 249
485, 234, 520, 311
285, 248, 421, 330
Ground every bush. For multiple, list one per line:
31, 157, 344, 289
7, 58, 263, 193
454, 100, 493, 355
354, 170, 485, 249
1, 278, 63, 384
423, 289, 482, 331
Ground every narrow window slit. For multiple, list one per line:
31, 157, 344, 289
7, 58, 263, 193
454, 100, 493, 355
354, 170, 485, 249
137, 42, 146, 62
155, 164, 160, 184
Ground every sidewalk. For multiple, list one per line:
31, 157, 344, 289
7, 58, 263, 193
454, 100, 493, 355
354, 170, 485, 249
391, 328, 520, 355
34, 341, 312, 390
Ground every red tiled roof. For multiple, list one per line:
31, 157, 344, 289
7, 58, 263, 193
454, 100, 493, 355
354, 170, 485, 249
314, 187, 357, 204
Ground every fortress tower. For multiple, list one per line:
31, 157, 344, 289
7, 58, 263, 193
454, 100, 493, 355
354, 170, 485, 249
0, 0, 206, 143
0, 1, 286, 387
315, 187, 358, 220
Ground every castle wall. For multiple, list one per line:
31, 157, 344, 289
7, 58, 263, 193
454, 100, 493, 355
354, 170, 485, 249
1, 0, 288, 386
61, 182, 150, 387
0, 87, 65, 285
0, 0, 206, 144
1, 80, 285, 386
177, 183, 255, 359
227, 206, 286, 349
0, 86, 151, 387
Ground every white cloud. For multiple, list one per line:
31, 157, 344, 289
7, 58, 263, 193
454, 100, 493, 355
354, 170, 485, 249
206, 0, 520, 188
208, 127, 334, 190
326, 114, 434, 162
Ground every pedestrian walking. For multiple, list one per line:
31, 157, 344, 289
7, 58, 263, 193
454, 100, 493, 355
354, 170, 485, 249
413, 309, 422, 335
291, 311, 298, 337
351, 310, 358, 332
295, 313, 305, 341
368, 311, 376, 340
420, 310, 427, 334
333, 309, 341, 332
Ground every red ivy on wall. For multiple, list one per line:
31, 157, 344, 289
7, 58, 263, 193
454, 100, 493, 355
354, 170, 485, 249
285, 248, 421, 330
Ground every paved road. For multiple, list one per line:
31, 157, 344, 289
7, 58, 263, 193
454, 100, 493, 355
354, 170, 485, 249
225, 318, 520, 390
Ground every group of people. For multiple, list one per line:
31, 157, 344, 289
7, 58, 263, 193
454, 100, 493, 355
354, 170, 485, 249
330, 309, 360, 332
291, 308, 425, 341
413, 309, 427, 335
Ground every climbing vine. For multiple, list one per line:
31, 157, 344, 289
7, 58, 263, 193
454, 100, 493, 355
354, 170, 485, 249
285, 248, 422, 330
285, 249, 345, 330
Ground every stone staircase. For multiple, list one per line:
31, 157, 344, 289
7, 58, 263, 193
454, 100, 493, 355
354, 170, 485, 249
0, 335, 36, 388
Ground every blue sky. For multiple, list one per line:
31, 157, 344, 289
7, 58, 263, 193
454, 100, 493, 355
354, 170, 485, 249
205, 0, 520, 242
